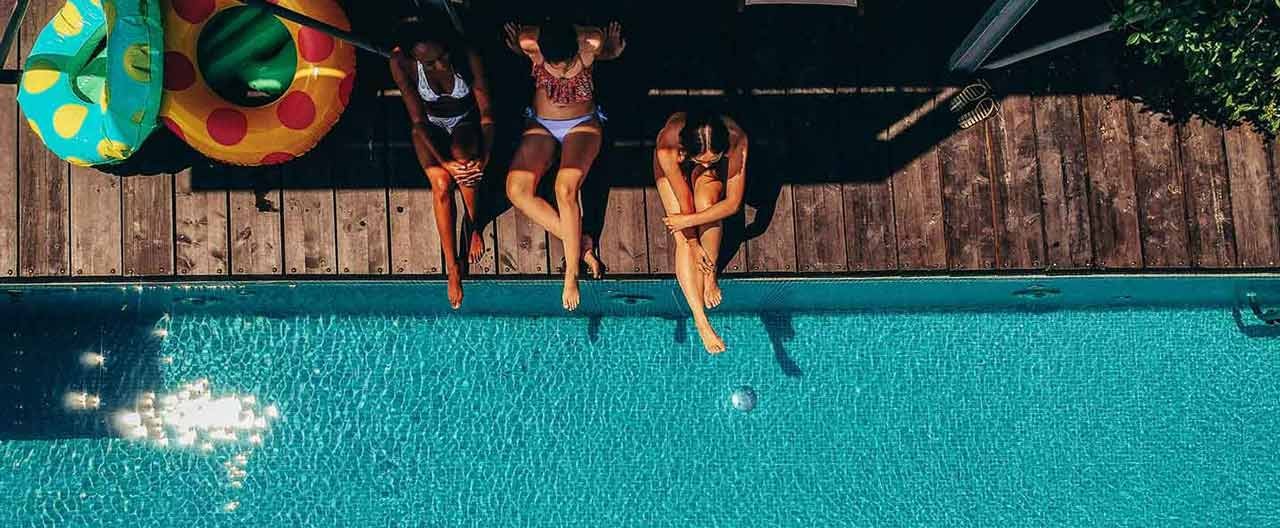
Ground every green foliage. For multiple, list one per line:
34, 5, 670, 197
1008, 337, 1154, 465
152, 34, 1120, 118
1116, 0, 1280, 134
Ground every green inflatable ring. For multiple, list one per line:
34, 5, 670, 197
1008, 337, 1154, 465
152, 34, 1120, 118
17, 0, 164, 166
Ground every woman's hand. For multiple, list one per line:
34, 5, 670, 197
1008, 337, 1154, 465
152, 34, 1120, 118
503, 22, 524, 55
444, 160, 483, 187
690, 242, 715, 275
663, 213, 698, 233
601, 21, 626, 59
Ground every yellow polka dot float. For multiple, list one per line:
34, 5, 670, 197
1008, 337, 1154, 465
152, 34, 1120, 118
17, 0, 165, 167
160, 0, 355, 166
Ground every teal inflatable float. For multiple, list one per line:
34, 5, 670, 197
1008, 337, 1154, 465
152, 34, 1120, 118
17, 0, 164, 166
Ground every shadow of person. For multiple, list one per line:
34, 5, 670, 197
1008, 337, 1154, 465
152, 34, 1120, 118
760, 312, 802, 377
670, 316, 689, 344
587, 315, 602, 343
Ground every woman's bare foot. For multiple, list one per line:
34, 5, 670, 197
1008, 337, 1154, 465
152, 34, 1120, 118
582, 236, 604, 279
446, 266, 464, 309
702, 273, 723, 309
562, 274, 581, 311
695, 320, 726, 354
467, 229, 485, 264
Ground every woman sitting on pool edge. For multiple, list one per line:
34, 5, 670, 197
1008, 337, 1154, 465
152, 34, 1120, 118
654, 111, 748, 354
502, 19, 626, 311
389, 20, 496, 309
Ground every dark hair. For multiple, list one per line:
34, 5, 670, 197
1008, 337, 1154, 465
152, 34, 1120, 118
680, 112, 730, 157
394, 18, 462, 57
538, 19, 580, 64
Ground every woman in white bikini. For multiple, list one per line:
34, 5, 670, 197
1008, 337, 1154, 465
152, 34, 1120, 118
502, 19, 626, 311
389, 21, 495, 309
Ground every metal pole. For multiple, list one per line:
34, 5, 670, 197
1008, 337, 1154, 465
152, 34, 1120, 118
0, 0, 31, 78
979, 20, 1113, 71
236, 0, 391, 58
978, 13, 1149, 71
947, 0, 1039, 73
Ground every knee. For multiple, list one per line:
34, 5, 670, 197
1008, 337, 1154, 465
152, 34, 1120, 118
554, 169, 584, 201
450, 141, 478, 164
506, 172, 535, 202
427, 168, 453, 195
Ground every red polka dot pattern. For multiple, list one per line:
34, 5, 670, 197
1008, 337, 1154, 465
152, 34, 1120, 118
164, 52, 197, 91
161, 117, 185, 141
276, 91, 316, 130
297, 28, 335, 63
338, 73, 354, 107
206, 108, 248, 146
173, 0, 215, 24
260, 152, 295, 165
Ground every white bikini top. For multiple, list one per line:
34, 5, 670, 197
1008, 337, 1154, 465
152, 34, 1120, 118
416, 62, 470, 102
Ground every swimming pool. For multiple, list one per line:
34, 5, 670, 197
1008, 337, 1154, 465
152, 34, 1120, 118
2, 277, 1279, 526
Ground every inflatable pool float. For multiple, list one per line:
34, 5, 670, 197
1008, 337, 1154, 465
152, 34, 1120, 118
159, 0, 356, 166
18, 0, 165, 167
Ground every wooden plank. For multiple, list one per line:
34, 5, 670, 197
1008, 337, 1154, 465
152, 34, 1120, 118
937, 112, 998, 270
1178, 119, 1236, 268
792, 182, 847, 272
1129, 106, 1190, 268
174, 168, 229, 275
495, 205, 549, 275
386, 98, 442, 276
987, 70, 1045, 269
600, 186, 649, 274
282, 151, 336, 275
328, 82, 390, 275
745, 183, 798, 272
839, 22, 896, 273
122, 174, 174, 276
0, 18, 17, 278
455, 189, 495, 275
643, 186, 674, 274
69, 167, 121, 276
1078, 44, 1142, 269
790, 98, 848, 273
1032, 94, 1092, 268
228, 168, 283, 275
840, 88, 897, 273
722, 227, 747, 273
334, 134, 389, 275
1224, 125, 1280, 268
17, 0, 69, 277
888, 90, 947, 270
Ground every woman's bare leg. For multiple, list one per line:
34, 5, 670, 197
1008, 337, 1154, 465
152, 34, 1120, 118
451, 123, 485, 263
427, 167, 464, 309
655, 176, 725, 353
693, 174, 725, 309
555, 121, 603, 311
505, 125, 562, 238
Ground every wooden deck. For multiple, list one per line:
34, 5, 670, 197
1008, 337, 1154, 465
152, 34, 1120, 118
2, 1, 1278, 282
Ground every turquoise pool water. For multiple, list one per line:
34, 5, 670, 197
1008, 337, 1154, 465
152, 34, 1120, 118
1, 279, 1279, 526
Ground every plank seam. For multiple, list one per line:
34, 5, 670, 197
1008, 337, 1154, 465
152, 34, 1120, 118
1073, 94, 1098, 268
1122, 94, 1151, 269
1215, 126, 1241, 267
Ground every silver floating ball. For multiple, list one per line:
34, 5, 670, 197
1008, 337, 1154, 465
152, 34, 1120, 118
730, 386, 757, 413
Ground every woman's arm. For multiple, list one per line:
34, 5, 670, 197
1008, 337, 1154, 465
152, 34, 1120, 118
467, 50, 496, 169
503, 23, 542, 62
670, 122, 748, 227
389, 52, 448, 171
655, 114, 699, 241
580, 22, 625, 61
